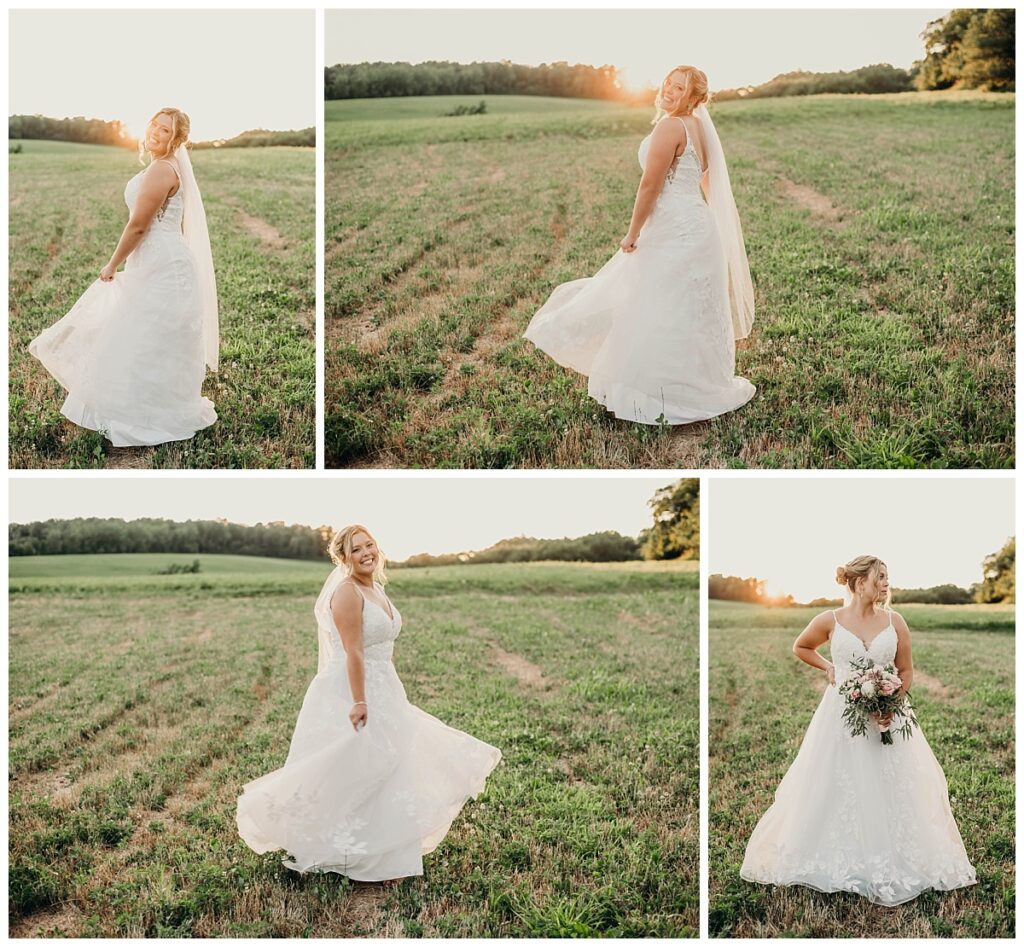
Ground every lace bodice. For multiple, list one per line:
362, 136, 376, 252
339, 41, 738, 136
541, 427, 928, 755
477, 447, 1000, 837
321, 581, 401, 663
829, 616, 897, 684
638, 122, 706, 199
358, 588, 402, 662
124, 164, 184, 235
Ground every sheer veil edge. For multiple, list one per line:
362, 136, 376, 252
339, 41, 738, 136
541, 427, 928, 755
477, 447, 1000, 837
175, 143, 220, 370
696, 103, 755, 340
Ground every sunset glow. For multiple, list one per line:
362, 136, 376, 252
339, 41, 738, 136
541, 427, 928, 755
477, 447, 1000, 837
326, 9, 949, 94
9, 477, 681, 562
710, 478, 1014, 603
10, 10, 314, 142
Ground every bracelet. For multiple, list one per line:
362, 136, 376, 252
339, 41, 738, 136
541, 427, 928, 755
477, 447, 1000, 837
352, 701, 367, 707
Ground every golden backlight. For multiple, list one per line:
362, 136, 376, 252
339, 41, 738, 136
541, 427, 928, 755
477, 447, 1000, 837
711, 478, 1014, 604
8, 477, 682, 563
10, 10, 314, 142
326, 9, 946, 94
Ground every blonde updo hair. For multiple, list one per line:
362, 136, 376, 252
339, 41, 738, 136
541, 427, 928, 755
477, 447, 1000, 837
140, 107, 190, 162
653, 65, 711, 124
836, 555, 890, 608
329, 524, 388, 586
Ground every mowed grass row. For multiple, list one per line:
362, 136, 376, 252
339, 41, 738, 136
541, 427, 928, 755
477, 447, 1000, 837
708, 600, 1014, 938
9, 558, 698, 937
324, 92, 1014, 468
9, 141, 315, 469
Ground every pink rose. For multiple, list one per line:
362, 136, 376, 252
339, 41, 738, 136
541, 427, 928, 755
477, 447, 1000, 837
879, 681, 897, 696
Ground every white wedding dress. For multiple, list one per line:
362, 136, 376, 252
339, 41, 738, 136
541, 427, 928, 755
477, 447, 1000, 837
236, 578, 501, 881
524, 117, 755, 425
741, 614, 976, 905
29, 161, 216, 446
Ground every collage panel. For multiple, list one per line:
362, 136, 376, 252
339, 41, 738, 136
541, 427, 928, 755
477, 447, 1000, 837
3, 4, 1019, 943
8, 10, 316, 470
323, 9, 1013, 471
707, 476, 1015, 938
8, 476, 698, 937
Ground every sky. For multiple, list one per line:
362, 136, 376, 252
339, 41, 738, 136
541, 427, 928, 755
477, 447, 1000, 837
8, 476, 680, 561
9, 10, 315, 141
709, 478, 1015, 603
326, 9, 949, 91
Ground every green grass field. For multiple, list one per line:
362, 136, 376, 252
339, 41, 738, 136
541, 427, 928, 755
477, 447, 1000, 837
324, 92, 1014, 468
9, 141, 315, 469
709, 600, 1015, 938
9, 556, 697, 936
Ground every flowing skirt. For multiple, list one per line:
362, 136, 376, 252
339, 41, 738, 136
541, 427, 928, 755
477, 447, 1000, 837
740, 686, 976, 905
29, 233, 216, 446
524, 197, 754, 425
236, 657, 501, 881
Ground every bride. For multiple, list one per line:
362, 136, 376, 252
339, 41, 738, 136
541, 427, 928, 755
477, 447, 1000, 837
237, 525, 501, 881
741, 555, 976, 905
29, 107, 218, 447
524, 65, 755, 425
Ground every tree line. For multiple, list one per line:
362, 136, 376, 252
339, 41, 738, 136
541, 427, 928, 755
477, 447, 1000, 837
325, 59, 628, 102
8, 114, 314, 150
400, 478, 697, 566
8, 518, 332, 562
8, 114, 132, 147
709, 537, 1015, 607
400, 531, 641, 567
326, 9, 1012, 104
713, 64, 913, 102
8, 480, 699, 567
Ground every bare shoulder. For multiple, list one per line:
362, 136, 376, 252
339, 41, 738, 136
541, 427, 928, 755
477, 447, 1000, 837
137, 160, 177, 197
809, 609, 836, 630
331, 580, 362, 611
651, 116, 685, 146
145, 159, 178, 182
797, 609, 834, 645
889, 609, 911, 635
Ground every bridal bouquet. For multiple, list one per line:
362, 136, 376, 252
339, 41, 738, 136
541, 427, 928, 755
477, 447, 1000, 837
838, 657, 918, 745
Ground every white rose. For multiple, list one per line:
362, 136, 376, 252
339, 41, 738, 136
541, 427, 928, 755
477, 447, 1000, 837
861, 681, 877, 698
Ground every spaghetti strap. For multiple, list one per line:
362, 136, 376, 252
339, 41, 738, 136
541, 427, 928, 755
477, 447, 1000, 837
155, 157, 182, 183
673, 115, 707, 173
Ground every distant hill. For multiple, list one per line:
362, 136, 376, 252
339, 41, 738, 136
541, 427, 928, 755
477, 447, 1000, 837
8, 113, 313, 149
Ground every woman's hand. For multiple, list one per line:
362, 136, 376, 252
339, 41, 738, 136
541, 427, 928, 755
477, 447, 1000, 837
872, 711, 893, 729
824, 663, 836, 687
100, 262, 117, 282
620, 234, 639, 253
349, 702, 368, 731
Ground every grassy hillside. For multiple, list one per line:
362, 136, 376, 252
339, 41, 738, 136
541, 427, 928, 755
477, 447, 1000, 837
325, 92, 1014, 468
10, 558, 698, 936
709, 600, 1014, 937
9, 141, 315, 469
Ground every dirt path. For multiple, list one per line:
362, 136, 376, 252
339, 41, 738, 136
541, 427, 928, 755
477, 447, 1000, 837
464, 625, 558, 695
238, 210, 287, 249
776, 176, 847, 225
912, 669, 953, 699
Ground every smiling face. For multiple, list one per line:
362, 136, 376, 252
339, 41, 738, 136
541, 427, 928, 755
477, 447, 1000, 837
660, 70, 689, 112
146, 113, 175, 158
346, 531, 379, 579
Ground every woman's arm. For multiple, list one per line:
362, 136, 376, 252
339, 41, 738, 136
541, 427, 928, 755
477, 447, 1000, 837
792, 612, 836, 686
891, 611, 914, 696
621, 119, 683, 252
331, 583, 368, 731
100, 162, 178, 281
